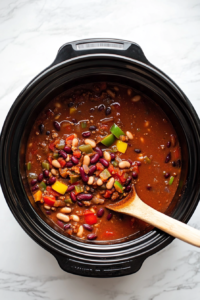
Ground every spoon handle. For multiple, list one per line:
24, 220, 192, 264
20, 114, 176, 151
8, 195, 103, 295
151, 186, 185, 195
128, 197, 200, 247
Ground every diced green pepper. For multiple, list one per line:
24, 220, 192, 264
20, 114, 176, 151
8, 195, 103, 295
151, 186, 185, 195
42, 162, 50, 170
112, 161, 118, 167
144, 156, 151, 164
28, 173, 38, 179
70, 175, 80, 184
75, 185, 84, 194
79, 144, 93, 154
39, 181, 46, 192
81, 121, 87, 129
101, 134, 115, 147
53, 152, 59, 159
27, 162, 31, 171
110, 124, 125, 139
99, 169, 111, 181
114, 180, 123, 193
169, 176, 174, 185
65, 197, 73, 204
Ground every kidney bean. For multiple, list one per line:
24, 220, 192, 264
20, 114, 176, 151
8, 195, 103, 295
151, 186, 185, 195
82, 131, 91, 138
59, 150, 68, 159
146, 184, 152, 190
77, 193, 93, 201
125, 185, 131, 192
167, 141, 171, 148
83, 224, 93, 231
30, 179, 37, 186
124, 176, 132, 186
66, 161, 73, 168
97, 208, 104, 218
136, 161, 141, 166
165, 152, 171, 163
46, 131, 50, 135
110, 153, 115, 160
64, 224, 71, 230
53, 121, 60, 131
68, 102, 74, 108
37, 173, 43, 182
90, 153, 100, 164
164, 172, 170, 179
77, 201, 83, 207
71, 156, 79, 165
134, 149, 141, 153
94, 147, 103, 157
105, 107, 111, 115
132, 172, 138, 179
98, 104, 105, 111
48, 177, 56, 185
72, 118, 77, 124
88, 165, 96, 176
64, 145, 72, 153
38, 123, 44, 134
99, 158, 109, 167
70, 192, 77, 203
107, 212, 113, 220
127, 159, 132, 164
46, 211, 51, 215
89, 125, 97, 131
32, 184, 39, 192
43, 169, 49, 178
80, 167, 89, 183
67, 185, 75, 192
87, 233, 97, 240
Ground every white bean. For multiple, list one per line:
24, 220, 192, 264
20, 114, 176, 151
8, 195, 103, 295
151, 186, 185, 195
51, 168, 59, 176
85, 139, 96, 148
77, 225, 83, 237
103, 151, 111, 162
83, 155, 90, 166
71, 214, 80, 222
52, 160, 61, 168
56, 213, 70, 223
44, 204, 50, 210
72, 138, 79, 147
126, 131, 134, 140
60, 207, 72, 214
106, 177, 115, 189
132, 95, 141, 102
119, 161, 131, 169
97, 178, 103, 186
88, 176, 94, 185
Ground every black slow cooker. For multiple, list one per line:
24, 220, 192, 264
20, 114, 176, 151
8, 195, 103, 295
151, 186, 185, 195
1, 39, 200, 277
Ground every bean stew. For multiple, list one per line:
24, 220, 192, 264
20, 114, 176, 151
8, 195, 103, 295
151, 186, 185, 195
25, 82, 181, 242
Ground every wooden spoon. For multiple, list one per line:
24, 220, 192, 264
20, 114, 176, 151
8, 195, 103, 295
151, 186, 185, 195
106, 186, 200, 247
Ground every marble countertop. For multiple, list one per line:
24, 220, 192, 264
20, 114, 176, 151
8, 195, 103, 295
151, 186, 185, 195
1, 0, 200, 299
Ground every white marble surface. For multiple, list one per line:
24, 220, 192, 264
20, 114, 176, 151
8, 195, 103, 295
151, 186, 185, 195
1, 0, 200, 299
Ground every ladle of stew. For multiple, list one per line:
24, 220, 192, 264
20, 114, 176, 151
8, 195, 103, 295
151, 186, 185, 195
106, 186, 200, 247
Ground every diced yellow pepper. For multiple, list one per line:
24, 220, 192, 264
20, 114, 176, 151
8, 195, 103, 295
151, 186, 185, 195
70, 107, 77, 114
52, 181, 68, 195
116, 140, 128, 153
34, 190, 42, 202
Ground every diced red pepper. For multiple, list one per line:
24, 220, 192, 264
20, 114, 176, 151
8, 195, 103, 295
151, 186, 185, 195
84, 210, 97, 225
46, 186, 62, 197
96, 162, 104, 171
104, 190, 113, 199
108, 164, 114, 174
58, 157, 66, 168
66, 134, 75, 144
84, 209, 94, 216
47, 155, 53, 165
99, 124, 108, 131
73, 149, 81, 158
118, 173, 127, 184
49, 142, 55, 151
43, 195, 56, 206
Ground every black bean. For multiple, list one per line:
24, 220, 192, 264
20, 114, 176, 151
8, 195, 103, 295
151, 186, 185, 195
110, 153, 115, 160
132, 172, 138, 179
64, 145, 72, 153
46, 131, 50, 135
164, 172, 170, 178
67, 185, 75, 192
97, 208, 104, 218
37, 173, 43, 182
30, 179, 37, 186
66, 161, 73, 168
146, 184, 152, 190
32, 185, 39, 192
38, 123, 44, 134
167, 141, 171, 148
80, 167, 89, 183
83, 224, 93, 231
99, 158, 109, 167
105, 107, 111, 115
165, 152, 171, 163
107, 212, 113, 220
124, 176, 132, 186
125, 185, 132, 192
64, 224, 71, 230
48, 177, 56, 185
87, 233, 97, 240
98, 104, 105, 111
59, 150, 68, 159
94, 147, 103, 157
43, 169, 49, 178
82, 131, 91, 138
53, 121, 60, 131
46, 211, 51, 215
77, 201, 83, 207
134, 149, 141, 153
71, 156, 79, 165
89, 125, 97, 131
88, 165, 96, 176
172, 161, 176, 167
77, 193, 93, 201
70, 192, 77, 203
68, 102, 74, 108
90, 153, 100, 164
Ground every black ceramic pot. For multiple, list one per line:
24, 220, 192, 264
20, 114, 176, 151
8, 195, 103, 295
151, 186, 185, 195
1, 39, 200, 277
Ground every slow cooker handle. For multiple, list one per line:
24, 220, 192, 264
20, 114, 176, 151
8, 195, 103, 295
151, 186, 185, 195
51, 38, 149, 66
